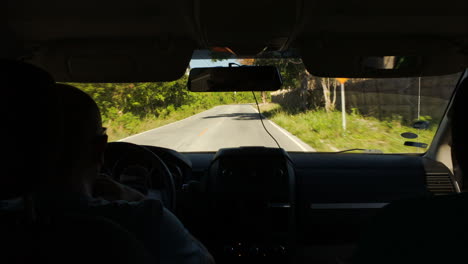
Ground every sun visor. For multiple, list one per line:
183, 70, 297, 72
300, 38, 468, 78
29, 39, 195, 82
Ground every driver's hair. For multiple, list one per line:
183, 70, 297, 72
54, 84, 105, 175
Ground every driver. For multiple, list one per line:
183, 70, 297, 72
36, 83, 215, 264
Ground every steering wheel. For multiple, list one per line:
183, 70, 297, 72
102, 142, 176, 211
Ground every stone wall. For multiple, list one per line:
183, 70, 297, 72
271, 73, 461, 123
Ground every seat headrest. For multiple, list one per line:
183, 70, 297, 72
2, 60, 60, 200
452, 76, 468, 176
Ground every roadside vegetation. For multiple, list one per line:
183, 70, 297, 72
242, 57, 450, 153
68, 77, 263, 141
67, 53, 451, 153
260, 103, 437, 153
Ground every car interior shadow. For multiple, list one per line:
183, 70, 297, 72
202, 112, 261, 120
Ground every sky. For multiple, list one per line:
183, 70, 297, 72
189, 59, 239, 69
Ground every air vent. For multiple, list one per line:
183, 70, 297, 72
426, 173, 456, 195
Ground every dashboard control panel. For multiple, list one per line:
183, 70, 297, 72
201, 147, 296, 262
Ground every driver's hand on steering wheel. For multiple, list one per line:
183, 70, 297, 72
93, 173, 146, 202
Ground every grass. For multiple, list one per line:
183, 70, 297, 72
105, 105, 213, 142
260, 103, 437, 153
105, 101, 438, 154
97, 91, 266, 142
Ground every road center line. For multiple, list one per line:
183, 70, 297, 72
198, 128, 209, 136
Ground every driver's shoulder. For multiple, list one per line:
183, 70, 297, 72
85, 198, 165, 245
88, 198, 163, 219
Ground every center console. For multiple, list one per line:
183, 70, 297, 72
199, 147, 296, 263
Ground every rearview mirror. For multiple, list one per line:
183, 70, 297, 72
188, 66, 282, 92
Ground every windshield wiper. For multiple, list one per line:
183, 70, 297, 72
335, 148, 383, 154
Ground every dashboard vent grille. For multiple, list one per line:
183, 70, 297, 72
426, 173, 455, 195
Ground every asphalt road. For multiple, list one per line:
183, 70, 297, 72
120, 104, 315, 152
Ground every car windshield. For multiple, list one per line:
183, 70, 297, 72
68, 53, 463, 154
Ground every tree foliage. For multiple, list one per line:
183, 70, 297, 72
67, 75, 263, 126
245, 57, 339, 112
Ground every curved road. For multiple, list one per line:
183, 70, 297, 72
120, 104, 315, 152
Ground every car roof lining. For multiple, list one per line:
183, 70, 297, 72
3, 0, 468, 80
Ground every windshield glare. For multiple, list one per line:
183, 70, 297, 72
68, 58, 462, 154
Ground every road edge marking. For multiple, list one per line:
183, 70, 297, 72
118, 106, 219, 142
267, 120, 314, 152
251, 106, 315, 152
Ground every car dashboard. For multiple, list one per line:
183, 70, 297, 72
142, 146, 456, 263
